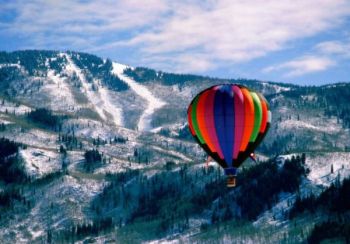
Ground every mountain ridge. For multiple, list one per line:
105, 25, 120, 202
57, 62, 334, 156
3, 49, 347, 88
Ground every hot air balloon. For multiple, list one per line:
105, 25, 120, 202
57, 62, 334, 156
187, 84, 271, 187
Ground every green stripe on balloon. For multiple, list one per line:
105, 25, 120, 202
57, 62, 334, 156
191, 96, 205, 144
250, 92, 262, 142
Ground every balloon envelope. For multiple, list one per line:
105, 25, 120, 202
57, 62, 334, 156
187, 84, 271, 176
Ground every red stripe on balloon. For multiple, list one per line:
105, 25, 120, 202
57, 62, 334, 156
259, 95, 268, 133
187, 104, 196, 136
196, 89, 216, 152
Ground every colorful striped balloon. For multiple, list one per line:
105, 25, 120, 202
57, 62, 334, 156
187, 84, 271, 186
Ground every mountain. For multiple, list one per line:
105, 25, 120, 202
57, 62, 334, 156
0, 50, 349, 243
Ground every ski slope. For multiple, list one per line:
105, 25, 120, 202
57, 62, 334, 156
64, 54, 123, 126
112, 62, 166, 131
45, 69, 76, 111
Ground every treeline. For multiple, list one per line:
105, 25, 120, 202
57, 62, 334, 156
91, 170, 140, 215
27, 108, 65, 130
89, 155, 307, 237
124, 67, 207, 86
30, 171, 64, 186
237, 155, 306, 220
51, 217, 114, 243
0, 137, 19, 158
325, 106, 350, 129
289, 176, 350, 243
0, 138, 30, 213
307, 219, 350, 243
124, 67, 159, 83
177, 125, 193, 140
0, 50, 66, 76
289, 177, 350, 219
156, 124, 192, 142
0, 186, 32, 221
68, 52, 128, 91
0, 123, 6, 131
0, 187, 25, 209
91, 165, 201, 236
259, 134, 294, 156
132, 147, 153, 164
0, 64, 22, 91
58, 133, 82, 151
83, 149, 102, 172
208, 154, 307, 222
130, 166, 194, 222
73, 171, 141, 241
104, 170, 140, 183
123, 67, 295, 94
0, 137, 28, 183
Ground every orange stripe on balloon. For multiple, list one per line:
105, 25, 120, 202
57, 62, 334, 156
239, 88, 255, 152
196, 90, 216, 152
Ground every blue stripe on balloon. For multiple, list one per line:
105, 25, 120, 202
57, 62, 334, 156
214, 85, 234, 167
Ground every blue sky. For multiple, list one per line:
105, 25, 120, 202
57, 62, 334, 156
0, 0, 350, 85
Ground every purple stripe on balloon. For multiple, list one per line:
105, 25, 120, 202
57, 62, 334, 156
214, 85, 234, 166
233, 86, 245, 159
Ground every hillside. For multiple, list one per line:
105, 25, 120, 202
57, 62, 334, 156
0, 50, 349, 243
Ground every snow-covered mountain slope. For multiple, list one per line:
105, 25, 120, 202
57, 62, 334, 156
64, 53, 124, 126
0, 50, 350, 243
306, 152, 350, 186
112, 62, 166, 131
44, 69, 77, 112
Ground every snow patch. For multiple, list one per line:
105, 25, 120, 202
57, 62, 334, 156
0, 100, 32, 115
261, 82, 291, 93
280, 119, 341, 133
301, 94, 316, 101
19, 148, 61, 178
150, 126, 163, 133
0, 114, 12, 125
9, 129, 58, 150
306, 152, 350, 186
30, 229, 44, 240
0, 63, 21, 69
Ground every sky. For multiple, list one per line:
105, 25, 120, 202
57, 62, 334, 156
0, 0, 350, 85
